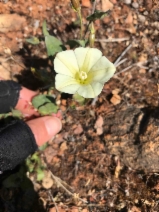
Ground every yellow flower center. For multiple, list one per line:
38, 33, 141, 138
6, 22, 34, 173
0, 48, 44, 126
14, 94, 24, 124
79, 71, 87, 80
75, 70, 94, 85
75, 71, 91, 85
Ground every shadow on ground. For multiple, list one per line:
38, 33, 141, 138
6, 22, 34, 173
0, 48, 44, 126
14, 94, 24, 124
0, 164, 45, 212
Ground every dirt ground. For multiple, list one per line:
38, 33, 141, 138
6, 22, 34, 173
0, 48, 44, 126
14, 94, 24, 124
0, 0, 159, 211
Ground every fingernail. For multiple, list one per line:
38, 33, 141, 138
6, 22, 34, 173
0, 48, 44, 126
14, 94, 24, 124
45, 117, 62, 136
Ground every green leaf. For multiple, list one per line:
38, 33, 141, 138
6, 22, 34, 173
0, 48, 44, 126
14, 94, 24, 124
0, 114, 5, 119
11, 109, 23, 118
73, 18, 80, 26
31, 153, 40, 162
66, 39, 87, 48
45, 34, 63, 56
32, 94, 55, 109
42, 20, 49, 36
37, 169, 45, 181
26, 37, 40, 45
39, 143, 48, 151
42, 21, 63, 56
86, 10, 111, 21
73, 93, 85, 105
38, 102, 58, 115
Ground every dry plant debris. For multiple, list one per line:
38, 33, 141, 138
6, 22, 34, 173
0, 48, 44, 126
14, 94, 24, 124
0, 0, 159, 211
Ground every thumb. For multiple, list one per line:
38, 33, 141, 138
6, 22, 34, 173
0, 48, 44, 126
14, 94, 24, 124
26, 116, 62, 146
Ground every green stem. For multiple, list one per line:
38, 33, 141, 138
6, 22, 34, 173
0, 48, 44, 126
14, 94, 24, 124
78, 9, 83, 40
83, 0, 97, 39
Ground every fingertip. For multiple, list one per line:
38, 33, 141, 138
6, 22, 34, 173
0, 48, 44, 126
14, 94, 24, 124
27, 116, 62, 146
44, 116, 62, 137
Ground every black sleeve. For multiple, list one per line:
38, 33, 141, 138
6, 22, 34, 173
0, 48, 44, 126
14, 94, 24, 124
0, 80, 38, 172
0, 80, 21, 113
0, 119, 38, 172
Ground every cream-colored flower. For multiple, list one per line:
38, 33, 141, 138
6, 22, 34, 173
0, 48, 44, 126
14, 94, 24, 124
54, 47, 116, 98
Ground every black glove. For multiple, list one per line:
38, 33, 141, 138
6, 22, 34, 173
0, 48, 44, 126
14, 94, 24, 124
0, 80, 37, 173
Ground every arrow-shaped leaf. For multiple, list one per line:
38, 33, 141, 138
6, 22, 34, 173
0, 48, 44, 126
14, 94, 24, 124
86, 10, 111, 22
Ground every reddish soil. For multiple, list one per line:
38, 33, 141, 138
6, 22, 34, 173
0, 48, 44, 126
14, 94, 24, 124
0, 0, 159, 211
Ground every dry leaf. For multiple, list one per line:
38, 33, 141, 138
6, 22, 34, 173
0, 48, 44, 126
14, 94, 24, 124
94, 116, 104, 128
44, 146, 58, 163
138, 53, 148, 63
96, 128, 103, 135
126, 25, 136, 34
110, 94, 121, 105
60, 141, 68, 152
42, 177, 54, 189
125, 12, 133, 24
82, 0, 91, 8
112, 88, 120, 95
3, 47, 12, 56
74, 124, 83, 134
94, 116, 104, 135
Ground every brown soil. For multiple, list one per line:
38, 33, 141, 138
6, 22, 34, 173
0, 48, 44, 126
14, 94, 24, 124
0, 0, 159, 211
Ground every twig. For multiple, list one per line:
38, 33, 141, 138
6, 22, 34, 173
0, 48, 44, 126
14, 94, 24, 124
92, 0, 97, 14
91, 96, 98, 106
114, 63, 136, 76
48, 190, 59, 212
115, 58, 128, 68
95, 37, 129, 43
49, 171, 88, 204
114, 43, 132, 66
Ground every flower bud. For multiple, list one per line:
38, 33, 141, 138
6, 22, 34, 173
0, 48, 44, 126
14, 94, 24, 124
89, 23, 96, 47
71, 0, 81, 11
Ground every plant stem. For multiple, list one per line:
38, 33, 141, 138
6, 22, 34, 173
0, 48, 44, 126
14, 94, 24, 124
92, 0, 97, 14
78, 9, 83, 40
83, 0, 97, 39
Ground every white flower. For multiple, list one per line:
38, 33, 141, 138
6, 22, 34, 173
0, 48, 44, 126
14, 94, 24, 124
54, 47, 116, 98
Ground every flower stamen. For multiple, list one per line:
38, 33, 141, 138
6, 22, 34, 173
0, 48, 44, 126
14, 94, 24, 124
79, 71, 87, 80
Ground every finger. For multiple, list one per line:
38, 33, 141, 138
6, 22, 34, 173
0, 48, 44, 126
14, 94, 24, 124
15, 86, 39, 117
26, 116, 62, 146
52, 110, 63, 120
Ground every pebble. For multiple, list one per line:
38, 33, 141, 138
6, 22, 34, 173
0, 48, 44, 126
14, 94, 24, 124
123, 0, 132, 4
143, 11, 148, 16
138, 14, 146, 22
132, 2, 139, 8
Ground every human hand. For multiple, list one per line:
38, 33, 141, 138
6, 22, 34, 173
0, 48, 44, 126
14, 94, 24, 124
0, 80, 62, 172
15, 86, 62, 146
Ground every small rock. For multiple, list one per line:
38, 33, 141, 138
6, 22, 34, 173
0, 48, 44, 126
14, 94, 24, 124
123, 0, 132, 4
138, 14, 146, 22
0, 14, 26, 33
132, 2, 139, 8
143, 11, 148, 16
102, 0, 114, 10
74, 124, 83, 135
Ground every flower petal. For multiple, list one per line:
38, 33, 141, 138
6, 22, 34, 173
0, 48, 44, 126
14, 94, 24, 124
90, 81, 104, 96
89, 56, 116, 81
54, 50, 79, 77
77, 84, 95, 98
74, 47, 102, 73
55, 74, 80, 94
